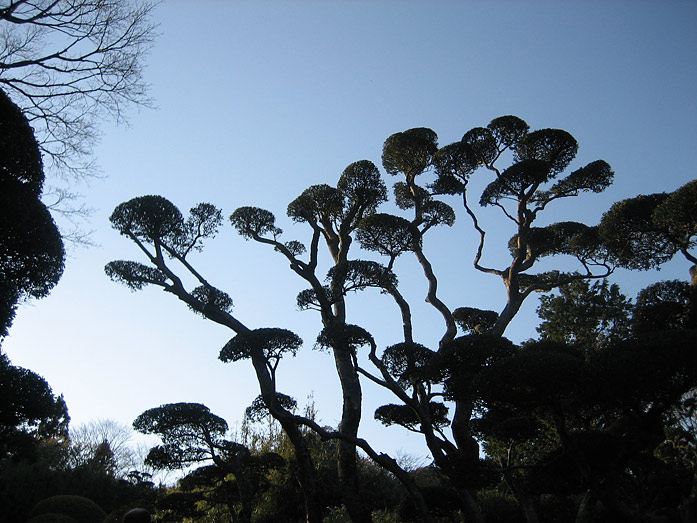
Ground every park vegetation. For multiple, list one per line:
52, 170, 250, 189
0, 43, 694, 518
93, 116, 696, 522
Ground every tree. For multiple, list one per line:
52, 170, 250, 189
0, 0, 157, 179
600, 179, 697, 326
0, 352, 69, 462
133, 402, 284, 523
633, 279, 692, 333
107, 116, 631, 522
107, 195, 433, 522
0, 87, 64, 338
232, 159, 395, 523
536, 279, 633, 351
106, 196, 331, 522
491, 275, 697, 522
428, 116, 615, 335
345, 118, 615, 521
473, 330, 697, 523
69, 419, 140, 479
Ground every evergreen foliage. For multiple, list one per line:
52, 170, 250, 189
105, 115, 697, 522
0, 89, 64, 338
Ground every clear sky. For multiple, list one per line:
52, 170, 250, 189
4, 1, 697, 462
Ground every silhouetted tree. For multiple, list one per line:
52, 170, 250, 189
0, 353, 69, 462
474, 330, 697, 523
107, 194, 436, 522
600, 180, 696, 273
633, 279, 692, 333
110, 116, 689, 522
105, 199, 328, 522
0, 88, 63, 338
230, 160, 397, 523
600, 179, 697, 326
134, 402, 283, 523
69, 419, 140, 479
343, 118, 616, 521
429, 117, 615, 335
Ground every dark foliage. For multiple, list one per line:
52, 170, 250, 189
246, 394, 298, 422
0, 89, 64, 337
28, 495, 106, 523
0, 353, 69, 461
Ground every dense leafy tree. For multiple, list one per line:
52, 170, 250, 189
0, 382, 159, 523
0, 88, 64, 338
489, 274, 697, 522
0, 353, 69, 461
536, 279, 633, 351
473, 330, 697, 523
599, 179, 697, 277
633, 279, 692, 333
600, 179, 697, 328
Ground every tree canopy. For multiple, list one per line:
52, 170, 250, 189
0, 87, 63, 338
107, 115, 697, 523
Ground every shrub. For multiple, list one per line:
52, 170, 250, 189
29, 495, 107, 523
26, 514, 79, 523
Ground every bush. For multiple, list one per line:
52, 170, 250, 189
29, 495, 107, 523
26, 514, 79, 523
477, 490, 525, 523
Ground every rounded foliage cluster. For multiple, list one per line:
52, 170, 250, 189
231, 206, 281, 238
382, 342, 437, 386
599, 193, 676, 270
315, 323, 373, 352
514, 129, 578, 174
104, 260, 167, 290
287, 184, 342, 223
245, 393, 298, 422
110, 195, 184, 243
382, 127, 438, 177
328, 260, 397, 294
133, 402, 228, 439
356, 213, 418, 257
337, 160, 388, 216
452, 307, 498, 334
220, 328, 302, 363
29, 495, 106, 523
189, 285, 233, 315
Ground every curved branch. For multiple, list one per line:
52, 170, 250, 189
462, 191, 503, 277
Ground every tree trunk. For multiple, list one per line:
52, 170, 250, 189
250, 352, 325, 523
687, 264, 697, 328
421, 396, 485, 523
279, 417, 325, 523
491, 292, 523, 337
575, 490, 597, 523
502, 469, 540, 523
334, 348, 372, 523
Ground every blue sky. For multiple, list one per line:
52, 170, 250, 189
4, 1, 697, 461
